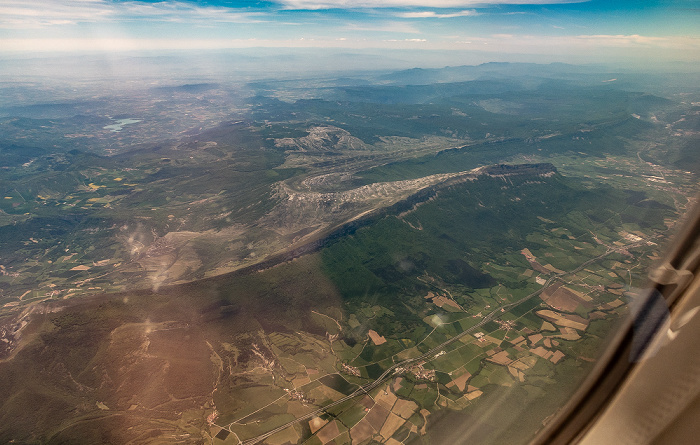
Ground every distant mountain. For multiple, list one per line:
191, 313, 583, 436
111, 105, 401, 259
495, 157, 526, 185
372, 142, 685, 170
335, 78, 525, 104
377, 62, 610, 85
0, 100, 104, 119
153, 83, 220, 94
0, 142, 46, 167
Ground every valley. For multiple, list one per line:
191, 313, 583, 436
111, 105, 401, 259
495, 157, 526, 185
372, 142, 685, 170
0, 62, 698, 445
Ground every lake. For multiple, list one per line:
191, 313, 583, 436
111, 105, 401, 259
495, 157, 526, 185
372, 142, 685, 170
103, 118, 141, 132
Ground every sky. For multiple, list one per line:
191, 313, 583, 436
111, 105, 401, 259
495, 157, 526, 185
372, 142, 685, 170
0, 0, 698, 65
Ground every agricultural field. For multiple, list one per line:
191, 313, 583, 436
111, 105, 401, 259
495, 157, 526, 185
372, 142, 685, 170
0, 62, 698, 444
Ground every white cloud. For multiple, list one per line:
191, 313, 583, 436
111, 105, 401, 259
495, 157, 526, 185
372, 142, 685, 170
396, 10, 478, 18
571, 34, 672, 46
277, 0, 587, 9
0, 0, 113, 28
0, 36, 430, 51
0, 0, 264, 29
2, 33, 698, 62
344, 21, 420, 33
446, 33, 700, 51
0, 37, 262, 52
383, 38, 427, 42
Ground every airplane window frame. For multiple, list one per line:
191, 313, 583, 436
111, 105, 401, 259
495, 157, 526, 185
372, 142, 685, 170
531, 197, 700, 444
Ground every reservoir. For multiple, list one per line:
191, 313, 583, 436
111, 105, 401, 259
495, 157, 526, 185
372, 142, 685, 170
103, 118, 141, 132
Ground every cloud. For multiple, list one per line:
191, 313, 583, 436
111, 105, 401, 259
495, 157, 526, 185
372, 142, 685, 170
0, 36, 432, 52
276, 0, 588, 9
0, 0, 113, 28
344, 21, 420, 33
0, 37, 270, 52
395, 10, 478, 18
382, 38, 427, 43
571, 34, 672, 46
121, 2, 264, 23
446, 33, 700, 51
0, 0, 264, 28
2, 33, 697, 61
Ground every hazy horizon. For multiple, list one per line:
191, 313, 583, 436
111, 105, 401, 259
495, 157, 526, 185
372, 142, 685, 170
1, 0, 698, 68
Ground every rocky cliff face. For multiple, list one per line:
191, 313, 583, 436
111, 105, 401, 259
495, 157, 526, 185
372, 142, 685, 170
262, 163, 559, 246
482, 163, 558, 178
242, 162, 565, 273
274, 126, 368, 152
